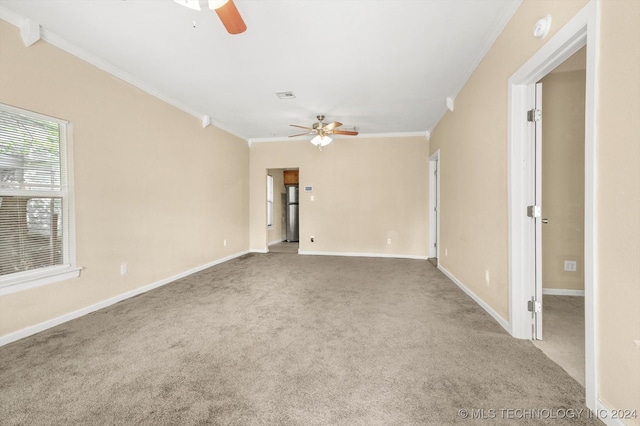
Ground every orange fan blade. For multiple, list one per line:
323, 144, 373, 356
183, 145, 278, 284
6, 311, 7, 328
331, 129, 359, 136
215, 0, 246, 34
323, 121, 342, 131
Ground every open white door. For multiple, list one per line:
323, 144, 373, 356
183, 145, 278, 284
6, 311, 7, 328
532, 82, 543, 340
524, 82, 544, 340
428, 151, 439, 260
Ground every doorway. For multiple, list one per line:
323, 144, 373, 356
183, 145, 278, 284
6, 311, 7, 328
531, 47, 587, 386
428, 151, 440, 266
507, 0, 598, 409
266, 168, 300, 253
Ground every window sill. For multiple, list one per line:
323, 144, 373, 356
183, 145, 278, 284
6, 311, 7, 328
0, 265, 82, 296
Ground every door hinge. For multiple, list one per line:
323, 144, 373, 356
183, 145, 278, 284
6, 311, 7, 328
527, 205, 541, 218
527, 299, 542, 313
527, 109, 541, 122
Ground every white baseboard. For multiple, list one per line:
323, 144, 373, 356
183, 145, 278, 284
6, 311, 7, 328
0, 250, 250, 347
542, 288, 585, 296
437, 265, 511, 335
268, 238, 286, 246
595, 401, 630, 426
298, 250, 428, 260
251, 248, 269, 254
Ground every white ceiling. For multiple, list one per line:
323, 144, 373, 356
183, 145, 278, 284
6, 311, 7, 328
0, 0, 522, 142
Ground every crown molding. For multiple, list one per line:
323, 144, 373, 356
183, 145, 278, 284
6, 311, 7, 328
1, 7, 442, 146
0, 6, 21, 27
248, 131, 428, 146
0, 8, 248, 142
447, 0, 523, 102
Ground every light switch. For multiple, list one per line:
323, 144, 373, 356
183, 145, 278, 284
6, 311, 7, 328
310, 195, 315, 201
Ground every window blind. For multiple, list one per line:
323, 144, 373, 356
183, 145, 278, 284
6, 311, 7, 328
0, 104, 69, 278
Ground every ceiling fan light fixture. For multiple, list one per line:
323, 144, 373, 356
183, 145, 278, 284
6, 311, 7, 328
208, 0, 229, 10
311, 135, 333, 147
289, 115, 358, 145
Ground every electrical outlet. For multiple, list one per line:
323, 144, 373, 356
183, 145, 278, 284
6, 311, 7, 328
223, 239, 227, 246
485, 269, 490, 285
387, 238, 392, 245
564, 260, 577, 272
311, 236, 314, 243
120, 262, 128, 276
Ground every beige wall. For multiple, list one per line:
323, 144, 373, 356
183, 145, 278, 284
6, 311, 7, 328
430, 0, 639, 418
267, 168, 286, 244
0, 20, 250, 336
541, 70, 586, 291
429, 0, 592, 322
251, 137, 429, 257
597, 0, 640, 417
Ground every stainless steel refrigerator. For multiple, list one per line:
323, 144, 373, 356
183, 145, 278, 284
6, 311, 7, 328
286, 185, 299, 242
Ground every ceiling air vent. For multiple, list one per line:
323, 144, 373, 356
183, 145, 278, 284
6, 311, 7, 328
275, 91, 296, 99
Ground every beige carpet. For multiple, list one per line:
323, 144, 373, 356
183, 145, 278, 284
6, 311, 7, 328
533, 295, 585, 386
0, 253, 600, 425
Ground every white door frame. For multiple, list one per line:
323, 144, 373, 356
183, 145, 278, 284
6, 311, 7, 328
507, 0, 599, 410
428, 150, 440, 259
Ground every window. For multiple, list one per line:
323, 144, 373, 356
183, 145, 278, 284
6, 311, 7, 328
0, 103, 79, 294
266, 174, 274, 227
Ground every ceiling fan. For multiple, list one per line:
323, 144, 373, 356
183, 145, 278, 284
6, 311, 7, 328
289, 115, 358, 148
174, 0, 246, 35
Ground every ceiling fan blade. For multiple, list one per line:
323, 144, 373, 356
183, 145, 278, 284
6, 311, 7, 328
331, 130, 359, 136
323, 121, 343, 131
215, 0, 246, 34
290, 124, 314, 130
288, 132, 313, 137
